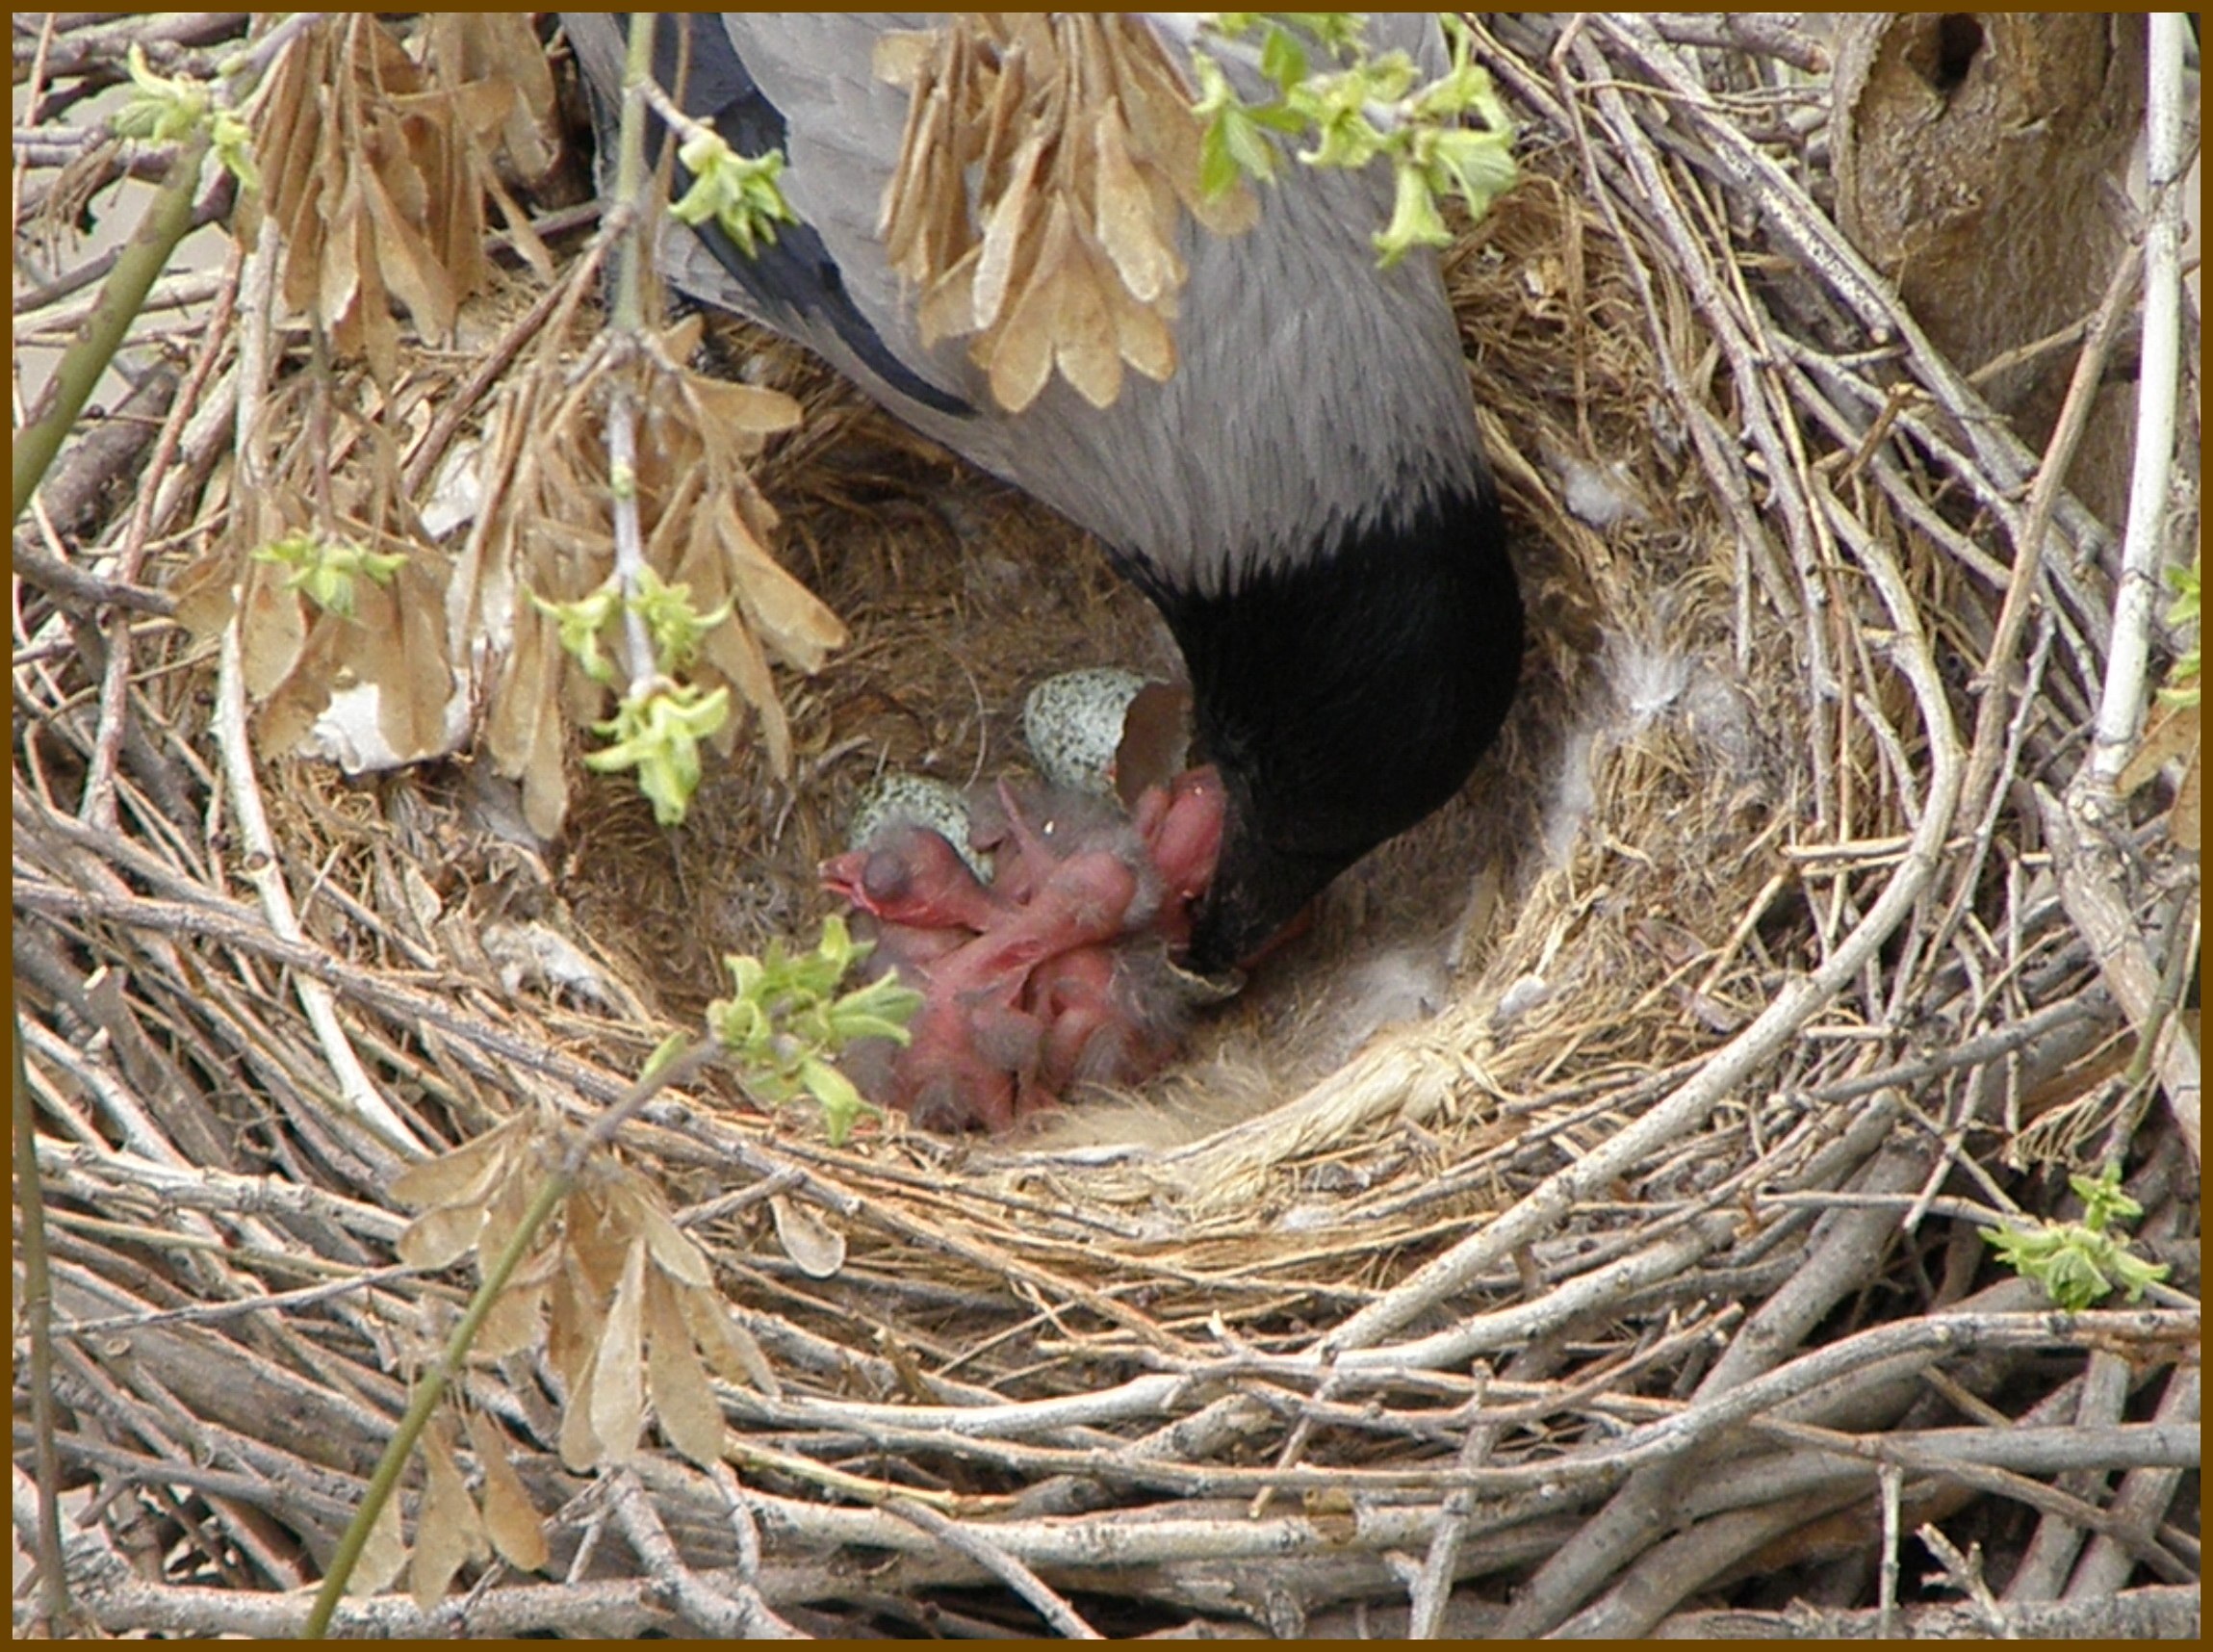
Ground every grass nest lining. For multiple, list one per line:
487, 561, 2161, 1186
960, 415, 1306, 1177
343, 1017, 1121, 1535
13, 13, 2200, 1639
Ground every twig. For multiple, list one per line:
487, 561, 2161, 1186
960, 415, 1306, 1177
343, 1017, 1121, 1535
213, 219, 424, 1161
883, 1498, 1103, 1639
1407, 1364, 1497, 1639
12, 127, 211, 524
2065, 1364, 2200, 1600
1938, 237, 2149, 952
12, 1025, 74, 1633
1642, 13, 1828, 75
1318, 385, 1968, 1361
2036, 789, 2201, 1164
2083, 13, 2191, 790
2004, 1350, 2133, 1602
1917, 1522, 2006, 1635
608, 1469, 805, 1638
1647, 1584, 2200, 1639
1499, 1133, 1935, 1636
9, 542, 177, 616
300, 1040, 718, 1635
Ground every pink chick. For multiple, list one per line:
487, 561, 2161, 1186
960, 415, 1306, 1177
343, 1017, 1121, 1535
821, 823, 1005, 932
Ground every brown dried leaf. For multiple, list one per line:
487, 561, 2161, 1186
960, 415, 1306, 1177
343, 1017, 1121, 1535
464, 1407, 550, 1574
917, 245, 982, 349
882, 80, 958, 279
873, 29, 937, 89
359, 152, 460, 343
547, 1250, 602, 1395
557, 1346, 603, 1473
680, 1283, 780, 1398
972, 132, 1049, 333
396, 1200, 489, 1270
989, 197, 1079, 414
374, 554, 457, 760
698, 555, 793, 777
348, 1487, 408, 1596
640, 1202, 711, 1289
423, 13, 558, 179
168, 550, 238, 641
410, 1418, 488, 1610
724, 525, 848, 672
1054, 236, 1125, 410
587, 1237, 648, 1463
252, 612, 348, 757
684, 375, 806, 442
518, 713, 576, 839
485, 605, 572, 839
474, 1158, 544, 1288
876, 14, 1251, 412
2171, 744, 2200, 846
473, 1279, 545, 1362
1115, 27, 1258, 237
352, 187, 401, 387
2118, 701, 2199, 795
390, 1116, 526, 1209
314, 171, 367, 344
565, 1174, 634, 1297
1092, 104, 1181, 303
236, 555, 309, 702
767, 1193, 847, 1279
1107, 274, 1177, 385
646, 1272, 727, 1468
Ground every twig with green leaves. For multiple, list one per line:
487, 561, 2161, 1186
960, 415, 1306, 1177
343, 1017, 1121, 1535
299, 1040, 721, 1637
1981, 1164, 2174, 1312
13, 37, 281, 522
550, 13, 800, 827
1193, 13, 1518, 267
707, 915, 924, 1147
298, 910, 916, 1625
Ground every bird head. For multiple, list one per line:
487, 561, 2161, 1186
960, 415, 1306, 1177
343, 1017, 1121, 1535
1145, 482, 1523, 977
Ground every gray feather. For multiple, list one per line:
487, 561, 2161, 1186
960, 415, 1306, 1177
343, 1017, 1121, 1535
571, 13, 1487, 593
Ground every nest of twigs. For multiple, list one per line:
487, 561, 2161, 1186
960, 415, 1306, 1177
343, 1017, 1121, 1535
13, 13, 2201, 1640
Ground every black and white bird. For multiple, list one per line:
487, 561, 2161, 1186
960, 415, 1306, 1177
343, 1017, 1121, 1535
565, 13, 1523, 977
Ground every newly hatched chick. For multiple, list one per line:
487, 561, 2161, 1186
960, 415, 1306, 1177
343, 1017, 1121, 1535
825, 772, 1223, 1132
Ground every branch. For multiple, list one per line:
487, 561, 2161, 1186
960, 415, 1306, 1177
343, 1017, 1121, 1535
2083, 13, 2192, 790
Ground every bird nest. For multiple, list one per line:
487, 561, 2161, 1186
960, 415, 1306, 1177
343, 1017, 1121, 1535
13, 13, 2200, 1639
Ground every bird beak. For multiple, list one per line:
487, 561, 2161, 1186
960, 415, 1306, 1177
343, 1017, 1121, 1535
1184, 823, 1344, 978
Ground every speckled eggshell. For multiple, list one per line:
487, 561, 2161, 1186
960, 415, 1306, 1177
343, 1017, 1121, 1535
1022, 668, 1149, 796
846, 773, 991, 880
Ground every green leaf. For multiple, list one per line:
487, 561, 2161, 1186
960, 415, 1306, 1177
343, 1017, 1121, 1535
671, 127, 797, 260
211, 107, 259, 194
251, 531, 407, 619
798, 1057, 878, 1147
1194, 54, 1284, 195
584, 683, 732, 824
1190, 12, 1518, 265
705, 918, 918, 1142
628, 567, 735, 674
1257, 23, 1308, 93
1374, 158, 1451, 267
1421, 124, 1519, 222
531, 582, 624, 685
1980, 1166, 2172, 1312
2160, 558, 2200, 707
115, 41, 212, 144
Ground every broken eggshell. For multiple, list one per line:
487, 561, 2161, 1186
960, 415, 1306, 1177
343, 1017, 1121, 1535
1022, 668, 1192, 804
846, 771, 990, 880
